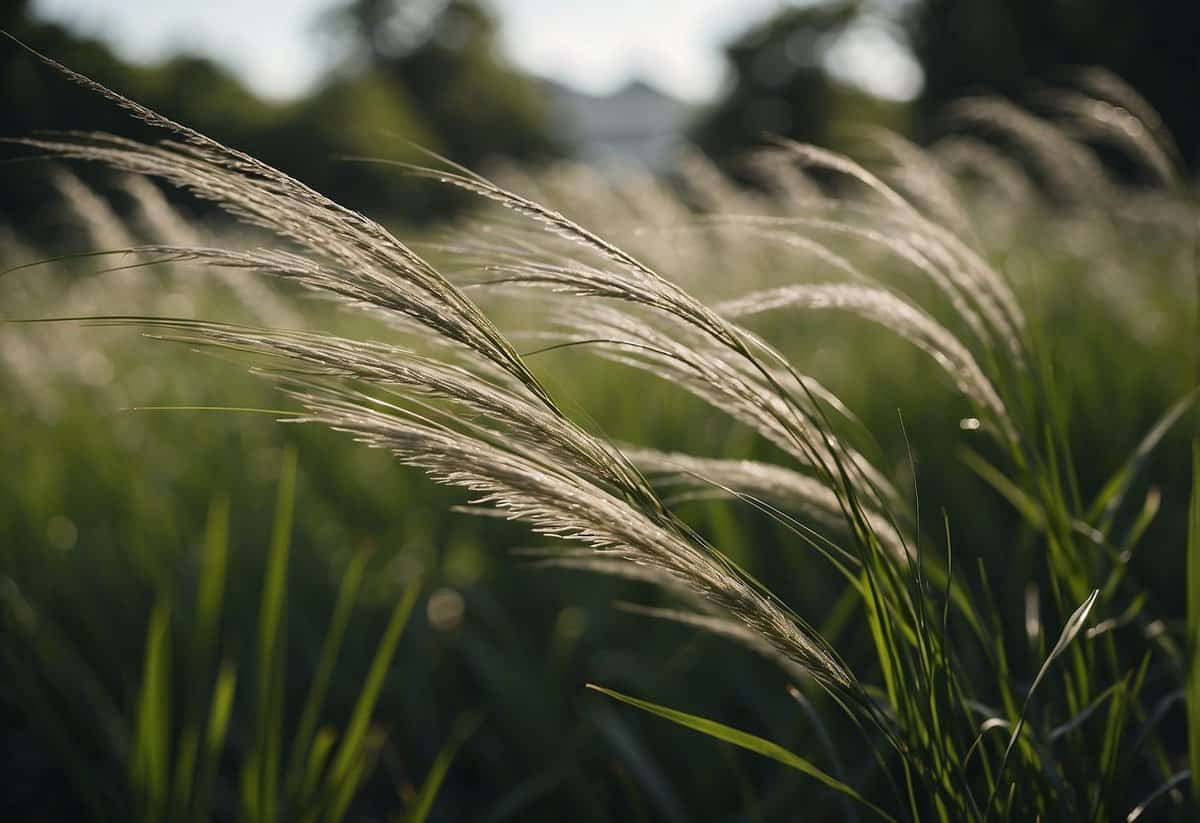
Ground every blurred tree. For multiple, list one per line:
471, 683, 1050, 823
325, 0, 562, 166
268, 71, 442, 215
906, 0, 1200, 170
0, 0, 562, 240
692, 1, 907, 165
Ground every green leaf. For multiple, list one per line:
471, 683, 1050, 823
989, 588, 1099, 812
174, 495, 231, 818
1088, 388, 1197, 527
327, 728, 387, 823
324, 575, 422, 820
405, 713, 482, 823
196, 495, 231, 667
194, 661, 237, 823
132, 600, 173, 823
285, 548, 370, 808
586, 685, 898, 822
245, 447, 298, 823
1188, 438, 1200, 803
960, 447, 1046, 530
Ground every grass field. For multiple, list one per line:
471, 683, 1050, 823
2, 62, 1198, 821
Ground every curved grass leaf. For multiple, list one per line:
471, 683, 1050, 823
1088, 389, 1197, 527
404, 713, 483, 823
284, 548, 370, 806
1188, 439, 1200, 804
586, 684, 898, 822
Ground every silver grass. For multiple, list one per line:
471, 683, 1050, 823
948, 97, 1113, 206
526, 300, 898, 505
289, 386, 857, 691
852, 126, 973, 239
675, 147, 767, 215
12, 130, 558, 413
1040, 89, 1178, 188
931, 137, 1037, 206
131, 318, 656, 506
29, 48, 1184, 761
118, 173, 202, 246
717, 283, 1016, 443
1070, 67, 1182, 171
10, 55, 877, 704
49, 167, 137, 258
521, 550, 815, 678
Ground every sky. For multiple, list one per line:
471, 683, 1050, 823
30, 0, 922, 104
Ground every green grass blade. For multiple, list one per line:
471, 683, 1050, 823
196, 495, 231, 665
174, 495, 231, 818
245, 447, 298, 823
1033, 589, 1100, 697
1088, 389, 1197, 526
324, 576, 422, 816
988, 588, 1099, 814
194, 660, 237, 823
404, 713, 482, 823
132, 600, 173, 823
284, 548, 370, 806
1126, 770, 1191, 822
960, 446, 1046, 530
1122, 487, 1161, 551
328, 729, 388, 823
586, 685, 898, 823
1188, 438, 1200, 804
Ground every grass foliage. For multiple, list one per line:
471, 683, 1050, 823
3, 42, 1200, 820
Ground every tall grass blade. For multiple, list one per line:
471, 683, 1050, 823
1088, 389, 1197, 527
988, 588, 1099, 814
244, 448, 298, 823
404, 713, 482, 823
284, 548, 370, 807
586, 684, 898, 822
959, 447, 1046, 530
174, 495, 231, 817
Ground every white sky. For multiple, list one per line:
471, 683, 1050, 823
30, 0, 921, 103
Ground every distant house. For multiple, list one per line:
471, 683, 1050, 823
541, 78, 694, 172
